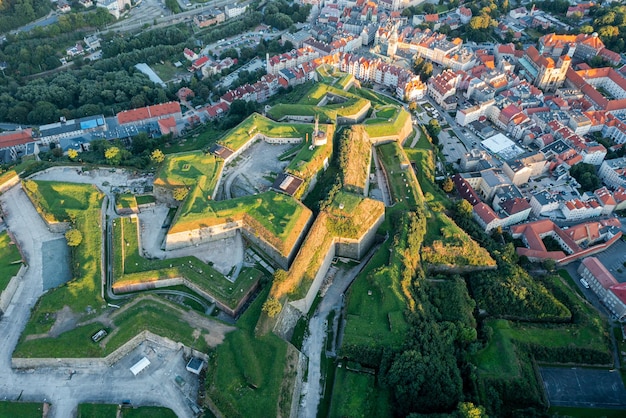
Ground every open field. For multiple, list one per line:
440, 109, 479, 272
154, 151, 222, 195
350, 87, 402, 107
0, 401, 44, 417
151, 62, 186, 83
20, 181, 104, 336
14, 297, 215, 358
112, 216, 260, 310
328, 366, 392, 418
206, 288, 290, 418
473, 318, 610, 378
78, 403, 177, 417
164, 124, 222, 154
171, 190, 311, 257
218, 113, 313, 152
0, 231, 22, 294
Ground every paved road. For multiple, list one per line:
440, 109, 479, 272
0, 177, 196, 417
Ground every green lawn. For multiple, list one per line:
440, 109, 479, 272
363, 108, 410, 139
78, 403, 177, 418
0, 401, 44, 417
135, 195, 155, 206
473, 317, 610, 378
376, 142, 423, 211
206, 288, 290, 418
15, 297, 212, 358
112, 216, 261, 309
20, 181, 104, 336
0, 231, 22, 294
342, 239, 409, 349
472, 319, 521, 378
350, 87, 402, 107
154, 151, 222, 195
328, 366, 392, 418
115, 193, 137, 211
151, 62, 185, 83
286, 124, 334, 182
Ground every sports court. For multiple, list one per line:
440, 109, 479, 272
540, 367, 626, 408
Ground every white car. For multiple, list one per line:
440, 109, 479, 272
580, 278, 590, 289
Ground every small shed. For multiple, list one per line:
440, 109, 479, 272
186, 357, 205, 375
130, 357, 151, 376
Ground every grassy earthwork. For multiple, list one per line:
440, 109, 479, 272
0, 231, 23, 294
111, 216, 261, 310
171, 190, 312, 257
154, 151, 222, 195
218, 113, 312, 152
14, 297, 212, 358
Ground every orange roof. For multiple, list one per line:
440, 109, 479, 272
117, 102, 181, 125
581, 257, 617, 289
0, 129, 33, 148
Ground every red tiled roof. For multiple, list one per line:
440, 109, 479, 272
473, 202, 498, 224
581, 257, 617, 289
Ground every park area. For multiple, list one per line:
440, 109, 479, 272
111, 216, 261, 311
328, 365, 392, 418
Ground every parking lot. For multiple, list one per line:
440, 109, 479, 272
595, 238, 626, 284
540, 367, 626, 408
439, 128, 467, 168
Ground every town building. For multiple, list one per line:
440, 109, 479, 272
578, 257, 626, 321
599, 157, 626, 189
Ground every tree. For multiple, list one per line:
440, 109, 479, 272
173, 187, 189, 201
262, 297, 282, 318
457, 199, 474, 218
67, 149, 78, 160
65, 229, 83, 247
442, 177, 454, 193
150, 149, 165, 164
427, 119, 441, 138
570, 162, 600, 192
273, 269, 288, 283
104, 146, 121, 165
542, 259, 556, 273
457, 402, 487, 418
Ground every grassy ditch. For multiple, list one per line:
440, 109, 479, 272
205, 288, 289, 418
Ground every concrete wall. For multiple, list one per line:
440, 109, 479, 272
11, 330, 206, 369
336, 101, 371, 125
290, 242, 336, 314
165, 220, 242, 251
0, 173, 19, 193
0, 264, 26, 315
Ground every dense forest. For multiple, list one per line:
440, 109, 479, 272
0, 0, 51, 34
